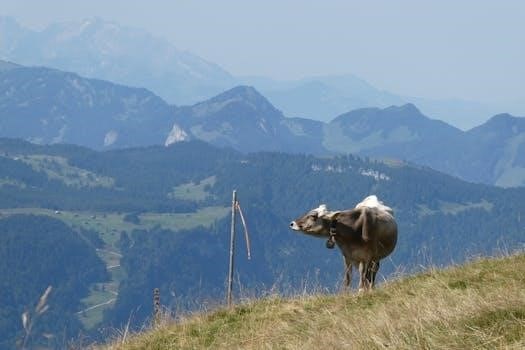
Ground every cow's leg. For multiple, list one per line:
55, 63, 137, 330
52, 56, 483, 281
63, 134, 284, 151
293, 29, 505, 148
365, 262, 372, 287
358, 261, 370, 292
342, 255, 353, 290
368, 261, 380, 289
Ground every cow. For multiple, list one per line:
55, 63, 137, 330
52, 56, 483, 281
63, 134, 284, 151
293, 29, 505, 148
289, 196, 397, 291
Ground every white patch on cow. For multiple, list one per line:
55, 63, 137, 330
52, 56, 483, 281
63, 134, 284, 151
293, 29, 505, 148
356, 195, 393, 215
311, 204, 329, 217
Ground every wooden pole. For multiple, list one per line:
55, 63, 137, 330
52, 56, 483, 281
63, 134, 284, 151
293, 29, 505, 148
153, 288, 160, 325
227, 190, 237, 307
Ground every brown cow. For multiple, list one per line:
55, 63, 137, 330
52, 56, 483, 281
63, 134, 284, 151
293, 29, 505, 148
289, 196, 397, 291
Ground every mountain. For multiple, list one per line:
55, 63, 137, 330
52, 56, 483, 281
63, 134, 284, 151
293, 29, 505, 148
170, 85, 328, 154
0, 63, 174, 149
445, 113, 525, 187
1, 62, 525, 186
0, 64, 328, 153
241, 75, 503, 129
0, 59, 19, 72
245, 75, 404, 121
2, 16, 515, 128
323, 103, 463, 156
0, 16, 235, 104
321, 105, 525, 187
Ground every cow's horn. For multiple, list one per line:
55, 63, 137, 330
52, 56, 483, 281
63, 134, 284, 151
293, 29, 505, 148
322, 210, 341, 220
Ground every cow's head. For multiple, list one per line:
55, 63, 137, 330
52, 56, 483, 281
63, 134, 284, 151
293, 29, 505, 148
290, 204, 339, 237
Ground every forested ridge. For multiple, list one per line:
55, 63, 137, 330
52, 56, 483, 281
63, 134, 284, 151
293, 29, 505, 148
0, 215, 108, 349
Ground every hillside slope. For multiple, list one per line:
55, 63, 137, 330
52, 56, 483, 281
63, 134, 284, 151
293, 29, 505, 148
103, 253, 525, 349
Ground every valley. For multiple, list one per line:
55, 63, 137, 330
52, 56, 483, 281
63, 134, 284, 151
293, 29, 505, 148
0, 204, 230, 329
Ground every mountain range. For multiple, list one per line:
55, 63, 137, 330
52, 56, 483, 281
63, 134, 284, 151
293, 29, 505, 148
0, 62, 174, 148
0, 16, 513, 129
0, 16, 236, 104
239, 75, 503, 129
1, 60, 524, 187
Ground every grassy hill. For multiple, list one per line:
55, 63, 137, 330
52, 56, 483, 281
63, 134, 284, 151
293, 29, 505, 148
100, 253, 525, 349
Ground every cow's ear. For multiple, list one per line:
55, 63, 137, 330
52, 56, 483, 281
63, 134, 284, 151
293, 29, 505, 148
321, 210, 341, 221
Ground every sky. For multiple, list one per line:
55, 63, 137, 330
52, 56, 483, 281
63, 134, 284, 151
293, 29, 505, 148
2, 0, 524, 103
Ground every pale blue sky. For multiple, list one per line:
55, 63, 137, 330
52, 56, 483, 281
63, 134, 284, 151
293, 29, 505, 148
2, 0, 524, 103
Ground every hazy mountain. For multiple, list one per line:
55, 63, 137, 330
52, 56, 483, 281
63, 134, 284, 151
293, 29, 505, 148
1, 60, 524, 186
240, 75, 502, 129
323, 103, 463, 156
0, 63, 328, 153
0, 63, 173, 149
240, 75, 403, 121
170, 85, 329, 154
1, 16, 512, 129
445, 113, 525, 187
322, 105, 525, 187
0, 16, 236, 104
0, 59, 19, 72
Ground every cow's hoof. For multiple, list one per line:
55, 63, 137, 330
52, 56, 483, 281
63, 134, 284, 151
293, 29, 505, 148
326, 239, 335, 249
358, 288, 366, 293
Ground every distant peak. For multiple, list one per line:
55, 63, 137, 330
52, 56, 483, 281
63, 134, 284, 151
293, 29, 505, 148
209, 85, 270, 105
490, 113, 515, 120
224, 85, 260, 96
482, 113, 523, 127
332, 103, 424, 124
468, 113, 525, 134
0, 60, 21, 72
386, 103, 421, 114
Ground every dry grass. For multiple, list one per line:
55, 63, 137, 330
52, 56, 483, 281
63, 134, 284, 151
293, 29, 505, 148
100, 253, 525, 349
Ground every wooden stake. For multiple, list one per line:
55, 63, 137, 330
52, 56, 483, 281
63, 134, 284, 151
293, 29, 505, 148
227, 190, 237, 307
153, 288, 160, 325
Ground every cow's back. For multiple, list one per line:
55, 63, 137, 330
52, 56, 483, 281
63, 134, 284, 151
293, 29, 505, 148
372, 210, 397, 259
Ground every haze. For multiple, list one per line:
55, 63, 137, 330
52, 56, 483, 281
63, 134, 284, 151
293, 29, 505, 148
2, 0, 524, 104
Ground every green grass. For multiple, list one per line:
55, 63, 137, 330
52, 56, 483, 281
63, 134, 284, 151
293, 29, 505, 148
0, 206, 230, 249
168, 176, 216, 201
439, 199, 493, 215
14, 154, 115, 188
77, 286, 117, 329
76, 249, 123, 329
100, 253, 525, 350
139, 206, 229, 231
418, 199, 494, 217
